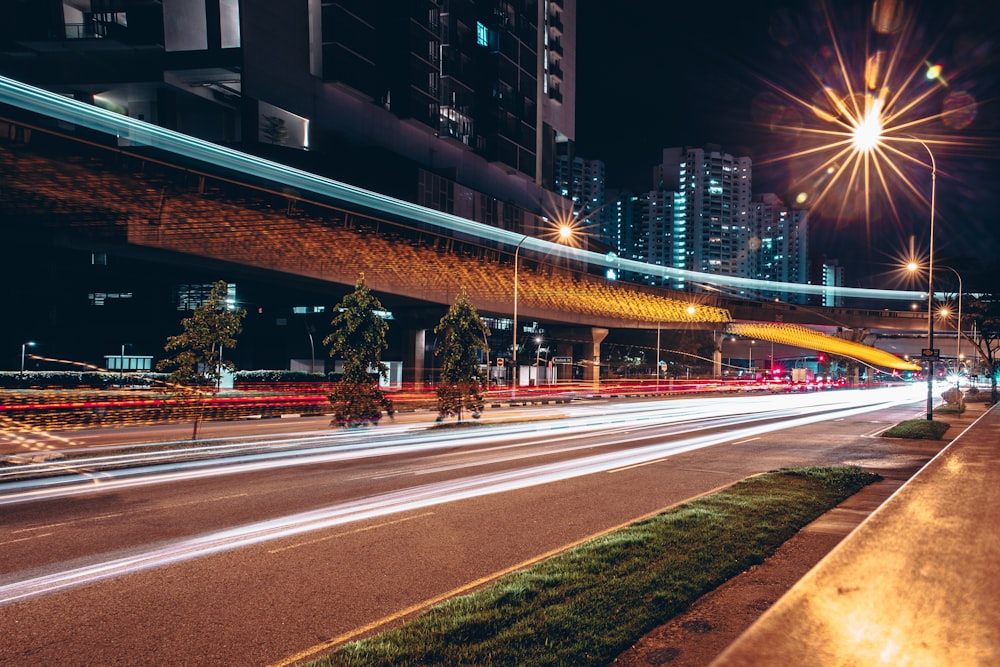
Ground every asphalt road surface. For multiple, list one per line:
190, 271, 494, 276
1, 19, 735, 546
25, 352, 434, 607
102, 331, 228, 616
0, 386, 940, 666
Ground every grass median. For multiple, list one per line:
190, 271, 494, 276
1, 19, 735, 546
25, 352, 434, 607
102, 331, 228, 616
313, 465, 880, 667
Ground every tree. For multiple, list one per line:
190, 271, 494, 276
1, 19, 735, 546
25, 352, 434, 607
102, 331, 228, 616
434, 293, 490, 422
962, 294, 1000, 403
157, 280, 245, 390
324, 275, 394, 426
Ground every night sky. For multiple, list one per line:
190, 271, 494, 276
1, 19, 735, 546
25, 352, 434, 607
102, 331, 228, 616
575, 0, 1000, 288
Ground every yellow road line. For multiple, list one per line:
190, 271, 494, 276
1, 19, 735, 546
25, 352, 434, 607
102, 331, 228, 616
0, 532, 53, 547
161, 492, 250, 510
12, 522, 68, 534
607, 457, 670, 473
11, 511, 123, 534
267, 502, 690, 667
267, 512, 434, 555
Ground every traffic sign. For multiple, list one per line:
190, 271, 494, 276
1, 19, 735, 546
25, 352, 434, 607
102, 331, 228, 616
552, 356, 573, 364
921, 348, 939, 359
496, 358, 504, 367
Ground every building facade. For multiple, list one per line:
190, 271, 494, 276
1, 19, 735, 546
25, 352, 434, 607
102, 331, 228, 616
749, 193, 809, 303
654, 146, 753, 291
0, 0, 576, 228
607, 146, 814, 299
554, 152, 606, 234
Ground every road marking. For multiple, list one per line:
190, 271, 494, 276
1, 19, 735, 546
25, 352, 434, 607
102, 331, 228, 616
266, 502, 707, 667
11, 511, 124, 535
12, 522, 68, 534
607, 457, 670, 473
161, 492, 249, 509
0, 532, 53, 546
267, 512, 434, 555
732, 437, 760, 444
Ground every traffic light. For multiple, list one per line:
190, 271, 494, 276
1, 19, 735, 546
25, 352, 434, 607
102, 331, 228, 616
817, 354, 826, 363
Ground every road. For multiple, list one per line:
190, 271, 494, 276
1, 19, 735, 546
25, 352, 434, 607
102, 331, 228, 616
0, 386, 940, 666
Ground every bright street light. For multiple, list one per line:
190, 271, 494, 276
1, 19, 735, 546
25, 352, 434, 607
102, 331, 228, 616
936, 265, 964, 394
907, 253, 963, 419
20, 341, 36, 374
870, 133, 936, 420
903, 136, 937, 420
511, 225, 576, 385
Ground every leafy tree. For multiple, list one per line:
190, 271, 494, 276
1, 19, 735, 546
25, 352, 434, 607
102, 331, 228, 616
157, 280, 244, 390
962, 294, 1000, 402
324, 275, 394, 426
434, 293, 490, 422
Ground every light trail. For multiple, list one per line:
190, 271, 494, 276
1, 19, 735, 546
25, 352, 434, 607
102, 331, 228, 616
0, 75, 928, 302
0, 387, 924, 605
0, 389, 902, 503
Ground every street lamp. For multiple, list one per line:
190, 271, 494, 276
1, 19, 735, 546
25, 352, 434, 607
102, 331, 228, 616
20, 341, 36, 375
857, 123, 937, 419
535, 336, 543, 385
120, 342, 129, 383
909, 137, 938, 421
931, 265, 963, 392
511, 223, 574, 386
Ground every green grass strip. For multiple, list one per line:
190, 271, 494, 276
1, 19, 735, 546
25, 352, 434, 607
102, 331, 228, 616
313, 465, 880, 667
881, 418, 950, 439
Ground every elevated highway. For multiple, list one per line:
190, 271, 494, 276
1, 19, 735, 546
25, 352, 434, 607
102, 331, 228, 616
0, 75, 927, 373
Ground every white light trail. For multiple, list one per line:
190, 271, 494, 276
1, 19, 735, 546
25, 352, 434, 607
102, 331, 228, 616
0, 388, 923, 605
0, 389, 902, 504
0, 75, 926, 301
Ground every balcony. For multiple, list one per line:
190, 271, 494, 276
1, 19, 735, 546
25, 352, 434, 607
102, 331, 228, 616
548, 13, 564, 35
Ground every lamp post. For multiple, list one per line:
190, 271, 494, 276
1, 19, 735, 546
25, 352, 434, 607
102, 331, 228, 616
937, 265, 962, 392
20, 341, 36, 375
847, 95, 938, 417
511, 224, 573, 389
898, 136, 937, 420
512, 234, 528, 378
535, 336, 543, 385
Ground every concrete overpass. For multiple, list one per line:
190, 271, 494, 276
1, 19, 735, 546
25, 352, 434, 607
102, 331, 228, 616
0, 75, 929, 376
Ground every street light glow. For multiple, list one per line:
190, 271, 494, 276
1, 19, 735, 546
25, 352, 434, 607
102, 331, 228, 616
751, 3, 982, 241
851, 96, 884, 154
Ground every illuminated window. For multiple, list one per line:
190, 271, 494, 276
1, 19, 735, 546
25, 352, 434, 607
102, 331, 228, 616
477, 21, 489, 47
219, 0, 241, 47
177, 283, 236, 311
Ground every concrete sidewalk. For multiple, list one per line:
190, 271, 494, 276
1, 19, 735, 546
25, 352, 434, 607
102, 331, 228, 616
713, 402, 1000, 666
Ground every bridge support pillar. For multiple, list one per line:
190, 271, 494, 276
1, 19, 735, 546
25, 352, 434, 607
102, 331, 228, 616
406, 328, 428, 387
714, 331, 725, 378
584, 328, 609, 392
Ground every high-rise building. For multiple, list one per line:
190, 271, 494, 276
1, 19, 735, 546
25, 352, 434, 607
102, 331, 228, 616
554, 153, 605, 233
654, 146, 753, 291
0, 0, 575, 227
811, 256, 845, 307
750, 193, 809, 303
608, 146, 811, 297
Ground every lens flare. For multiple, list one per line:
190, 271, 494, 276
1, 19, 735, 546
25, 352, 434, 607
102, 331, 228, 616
752, 1, 986, 245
